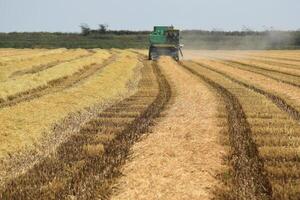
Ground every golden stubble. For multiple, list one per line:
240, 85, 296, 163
112, 57, 226, 200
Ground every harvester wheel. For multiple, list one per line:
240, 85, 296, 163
148, 47, 153, 60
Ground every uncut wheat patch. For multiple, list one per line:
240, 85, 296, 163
0, 49, 48, 57
0, 50, 110, 100
0, 49, 65, 64
3, 49, 91, 79
0, 49, 42, 57
0, 49, 67, 81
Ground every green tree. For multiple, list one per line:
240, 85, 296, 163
98, 24, 108, 34
80, 24, 91, 36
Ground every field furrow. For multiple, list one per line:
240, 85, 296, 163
184, 61, 300, 199
0, 58, 171, 200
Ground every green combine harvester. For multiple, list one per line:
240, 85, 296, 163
148, 26, 183, 61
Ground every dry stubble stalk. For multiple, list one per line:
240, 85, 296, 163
0, 58, 171, 200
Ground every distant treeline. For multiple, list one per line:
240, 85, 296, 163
0, 30, 300, 49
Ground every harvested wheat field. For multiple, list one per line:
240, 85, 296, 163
1, 49, 300, 200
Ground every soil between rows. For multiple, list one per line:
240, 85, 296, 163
184, 60, 300, 199
179, 62, 272, 200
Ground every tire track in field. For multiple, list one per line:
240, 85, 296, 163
246, 54, 300, 63
209, 60, 300, 89
198, 53, 300, 69
202, 51, 300, 70
0, 58, 171, 200
0, 53, 116, 109
224, 60, 300, 79
191, 61, 300, 122
178, 62, 272, 200
112, 57, 225, 200
248, 58, 300, 69
10, 53, 94, 78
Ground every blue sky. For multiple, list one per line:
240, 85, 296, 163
0, 0, 299, 32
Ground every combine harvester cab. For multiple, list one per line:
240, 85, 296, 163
148, 26, 183, 61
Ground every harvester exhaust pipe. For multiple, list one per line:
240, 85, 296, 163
179, 44, 184, 58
